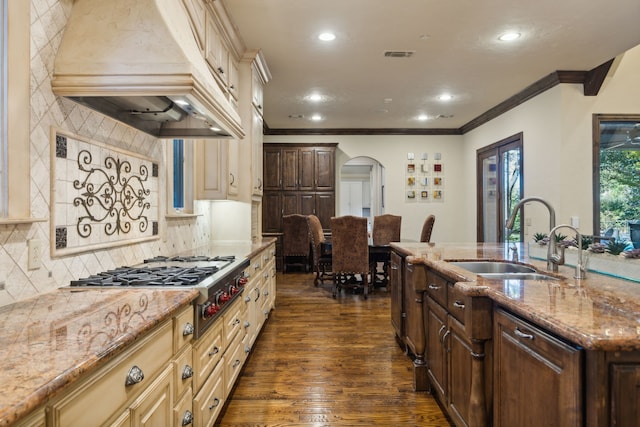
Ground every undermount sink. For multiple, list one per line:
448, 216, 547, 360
476, 272, 559, 281
449, 261, 536, 274
449, 261, 559, 281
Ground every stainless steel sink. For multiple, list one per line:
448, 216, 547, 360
449, 261, 536, 274
476, 272, 559, 281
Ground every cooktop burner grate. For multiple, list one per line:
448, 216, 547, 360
70, 265, 220, 287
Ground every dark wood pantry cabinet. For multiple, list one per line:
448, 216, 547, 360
262, 143, 336, 269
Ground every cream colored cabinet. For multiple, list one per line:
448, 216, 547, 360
240, 50, 271, 200
195, 139, 239, 200
14, 409, 45, 427
181, 0, 206, 51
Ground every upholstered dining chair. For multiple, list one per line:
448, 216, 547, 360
420, 215, 436, 242
371, 214, 402, 285
330, 215, 371, 298
306, 214, 333, 286
282, 214, 311, 273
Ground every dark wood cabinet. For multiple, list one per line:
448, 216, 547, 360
494, 308, 582, 427
262, 143, 336, 269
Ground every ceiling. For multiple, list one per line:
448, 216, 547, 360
222, 0, 640, 132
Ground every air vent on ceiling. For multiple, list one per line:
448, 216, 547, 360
384, 51, 415, 58
288, 114, 305, 119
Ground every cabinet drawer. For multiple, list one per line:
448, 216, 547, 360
426, 270, 448, 308
192, 319, 223, 392
225, 333, 248, 393
174, 305, 195, 353
447, 284, 469, 326
174, 345, 193, 401
224, 298, 244, 346
50, 321, 172, 426
174, 386, 193, 427
193, 357, 225, 427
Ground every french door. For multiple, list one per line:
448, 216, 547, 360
477, 133, 523, 243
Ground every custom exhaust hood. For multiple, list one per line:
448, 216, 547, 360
52, 0, 244, 139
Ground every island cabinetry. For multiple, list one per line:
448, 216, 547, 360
404, 261, 428, 391
423, 269, 492, 427
389, 250, 406, 348
494, 308, 582, 427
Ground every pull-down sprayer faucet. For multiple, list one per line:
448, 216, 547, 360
505, 197, 556, 270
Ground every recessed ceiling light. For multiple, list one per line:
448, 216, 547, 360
307, 93, 323, 102
417, 114, 429, 121
498, 32, 521, 41
438, 94, 453, 101
310, 114, 322, 121
318, 32, 336, 41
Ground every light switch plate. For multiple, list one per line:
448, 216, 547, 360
28, 239, 42, 270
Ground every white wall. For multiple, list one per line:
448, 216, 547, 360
263, 134, 466, 242
463, 44, 640, 242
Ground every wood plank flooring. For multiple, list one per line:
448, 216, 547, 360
215, 272, 452, 426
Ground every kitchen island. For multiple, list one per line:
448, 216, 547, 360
390, 241, 640, 427
0, 238, 276, 427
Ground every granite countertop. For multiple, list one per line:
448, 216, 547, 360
391, 242, 640, 352
0, 238, 276, 426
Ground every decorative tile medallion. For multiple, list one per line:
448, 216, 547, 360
51, 128, 159, 256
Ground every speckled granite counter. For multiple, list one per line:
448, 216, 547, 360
0, 238, 276, 426
391, 242, 640, 352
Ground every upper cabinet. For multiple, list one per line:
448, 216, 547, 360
195, 139, 239, 200
239, 50, 271, 200
182, 0, 206, 52
263, 145, 335, 192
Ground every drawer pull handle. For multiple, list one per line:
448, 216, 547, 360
209, 346, 220, 357
183, 322, 194, 336
181, 410, 194, 426
233, 318, 241, 326
453, 301, 465, 310
514, 327, 534, 340
182, 365, 193, 380
233, 359, 241, 368
428, 284, 441, 290
125, 365, 144, 386
208, 398, 220, 410
438, 325, 447, 340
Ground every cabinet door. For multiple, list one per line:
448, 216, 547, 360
448, 316, 473, 427
205, 13, 228, 89
390, 251, 405, 342
299, 193, 316, 216
129, 365, 174, 427
282, 193, 299, 216
298, 148, 315, 190
315, 193, 335, 231
315, 148, 335, 191
263, 148, 282, 191
494, 309, 582, 427
282, 148, 299, 190
195, 140, 231, 200
251, 109, 264, 196
227, 139, 239, 197
261, 192, 282, 233
611, 364, 640, 426
426, 296, 448, 402
182, 0, 206, 51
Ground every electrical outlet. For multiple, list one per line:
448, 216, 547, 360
28, 239, 42, 270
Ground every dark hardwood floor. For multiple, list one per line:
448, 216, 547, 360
215, 272, 452, 426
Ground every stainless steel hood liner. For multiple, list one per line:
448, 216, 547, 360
52, 0, 244, 139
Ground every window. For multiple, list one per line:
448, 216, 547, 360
167, 139, 194, 215
0, 0, 30, 221
593, 114, 640, 248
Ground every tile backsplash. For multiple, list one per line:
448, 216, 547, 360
0, 0, 215, 306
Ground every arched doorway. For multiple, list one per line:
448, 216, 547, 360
339, 156, 385, 229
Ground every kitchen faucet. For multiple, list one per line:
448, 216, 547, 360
547, 224, 586, 279
505, 196, 556, 269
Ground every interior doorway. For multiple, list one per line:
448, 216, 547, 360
477, 133, 524, 243
339, 157, 385, 229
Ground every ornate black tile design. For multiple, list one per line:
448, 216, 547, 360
152, 221, 159, 235
152, 163, 159, 177
55, 135, 67, 158
55, 227, 67, 249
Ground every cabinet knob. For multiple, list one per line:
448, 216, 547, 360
181, 410, 194, 426
125, 365, 144, 386
217, 66, 225, 74
182, 322, 194, 336
182, 364, 194, 380
209, 346, 220, 357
